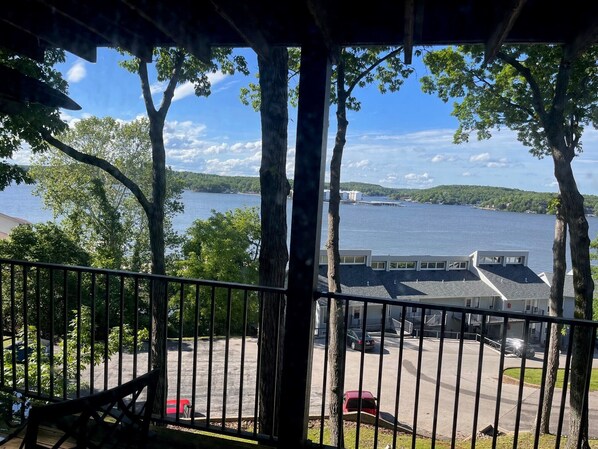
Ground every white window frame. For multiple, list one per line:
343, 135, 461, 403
420, 261, 446, 270
371, 261, 386, 270
389, 261, 416, 270
448, 261, 468, 270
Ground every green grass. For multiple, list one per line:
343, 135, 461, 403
307, 423, 598, 449
503, 367, 598, 392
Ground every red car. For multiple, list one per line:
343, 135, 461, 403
342, 390, 378, 415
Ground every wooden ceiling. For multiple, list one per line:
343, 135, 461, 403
0, 0, 596, 109
2, 0, 597, 63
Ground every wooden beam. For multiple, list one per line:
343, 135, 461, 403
403, 0, 415, 64
306, 0, 339, 64
39, 0, 154, 63
0, 22, 46, 61
209, 0, 271, 61
0, 3, 101, 62
485, 0, 527, 64
121, 0, 212, 63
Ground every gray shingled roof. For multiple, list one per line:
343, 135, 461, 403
476, 265, 550, 300
318, 265, 496, 300
541, 273, 575, 298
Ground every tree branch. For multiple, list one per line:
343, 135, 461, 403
158, 50, 185, 119
346, 47, 403, 97
472, 72, 535, 117
41, 132, 152, 215
497, 51, 549, 127
138, 61, 157, 117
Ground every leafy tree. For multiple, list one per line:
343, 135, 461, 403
177, 208, 260, 336
0, 50, 68, 190
2, 307, 147, 400
31, 117, 183, 271
322, 47, 412, 446
0, 223, 90, 337
421, 40, 597, 447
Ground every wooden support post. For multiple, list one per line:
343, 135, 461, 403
278, 40, 331, 448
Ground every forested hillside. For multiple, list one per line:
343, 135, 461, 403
173, 171, 598, 215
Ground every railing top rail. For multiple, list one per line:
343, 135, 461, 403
0, 258, 285, 295
317, 290, 598, 328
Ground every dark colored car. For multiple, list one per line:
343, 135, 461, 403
346, 329, 375, 351
504, 337, 535, 358
342, 390, 378, 415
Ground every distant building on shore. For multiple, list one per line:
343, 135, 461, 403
0, 212, 30, 240
316, 249, 568, 344
323, 189, 363, 202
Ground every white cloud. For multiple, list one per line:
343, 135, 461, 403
66, 60, 86, 83
470, 153, 490, 163
149, 81, 167, 96
347, 159, 370, 168
172, 72, 229, 102
431, 154, 456, 163
404, 172, 434, 186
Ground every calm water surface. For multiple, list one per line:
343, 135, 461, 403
2, 183, 597, 274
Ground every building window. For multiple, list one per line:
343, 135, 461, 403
449, 261, 468, 270
506, 256, 524, 264
466, 298, 472, 307
389, 261, 416, 270
420, 261, 446, 270
371, 261, 386, 270
479, 256, 503, 264
340, 255, 366, 265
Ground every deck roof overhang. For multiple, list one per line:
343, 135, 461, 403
2, 0, 597, 63
1, 1, 597, 108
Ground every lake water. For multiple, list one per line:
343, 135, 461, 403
2, 183, 598, 274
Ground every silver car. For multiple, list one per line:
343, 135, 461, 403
505, 337, 535, 358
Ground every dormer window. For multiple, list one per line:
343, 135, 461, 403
479, 256, 503, 264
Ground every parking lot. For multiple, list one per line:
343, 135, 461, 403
87, 334, 597, 439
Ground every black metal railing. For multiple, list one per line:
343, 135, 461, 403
2, 258, 597, 448
0, 258, 285, 444
311, 291, 598, 449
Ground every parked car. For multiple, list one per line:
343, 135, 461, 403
346, 329, 375, 351
342, 390, 378, 415
504, 337, 535, 358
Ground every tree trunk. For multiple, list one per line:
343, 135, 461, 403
551, 146, 594, 449
257, 47, 289, 436
539, 203, 566, 434
327, 57, 348, 448
148, 114, 168, 416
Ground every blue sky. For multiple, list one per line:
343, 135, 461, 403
16, 47, 598, 194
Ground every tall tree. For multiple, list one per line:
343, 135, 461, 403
31, 117, 182, 270
325, 47, 412, 446
0, 49, 68, 189
240, 48, 292, 434
421, 39, 598, 447
42, 48, 248, 413
540, 197, 567, 433
255, 48, 290, 435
